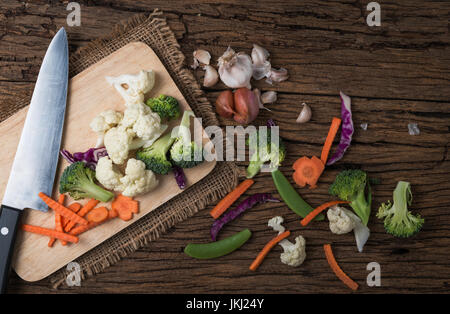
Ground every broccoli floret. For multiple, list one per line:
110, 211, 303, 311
169, 110, 204, 169
145, 94, 181, 120
329, 169, 372, 226
246, 127, 286, 178
136, 132, 175, 175
59, 162, 114, 202
376, 181, 424, 238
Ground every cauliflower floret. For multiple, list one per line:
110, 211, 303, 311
120, 102, 166, 148
95, 156, 123, 191
103, 126, 134, 165
90, 110, 123, 147
106, 70, 155, 106
119, 158, 158, 197
327, 205, 356, 235
268, 216, 306, 267
279, 236, 306, 267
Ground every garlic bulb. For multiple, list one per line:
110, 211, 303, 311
203, 65, 219, 87
296, 103, 312, 123
217, 47, 253, 89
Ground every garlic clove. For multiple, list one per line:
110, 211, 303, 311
266, 67, 289, 85
252, 60, 271, 81
202, 65, 219, 87
261, 91, 277, 104
251, 44, 270, 66
296, 103, 312, 123
254, 88, 271, 111
193, 49, 212, 65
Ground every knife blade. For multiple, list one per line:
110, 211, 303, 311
0, 27, 68, 293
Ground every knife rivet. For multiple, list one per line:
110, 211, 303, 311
0, 227, 8, 236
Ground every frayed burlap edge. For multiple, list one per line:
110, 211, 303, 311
17, 9, 240, 288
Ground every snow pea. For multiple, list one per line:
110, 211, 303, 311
271, 169, 324, 221
184, 229, 252, 259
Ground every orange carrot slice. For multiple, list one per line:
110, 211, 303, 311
292, 156, 324, 189
86, 207, 109, 223
64, 199, 99, 232
111, 194, 139, 221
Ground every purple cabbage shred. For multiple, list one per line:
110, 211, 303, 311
60, 147, 108, 170
173, 165, 187, 189
210, 193, 280, 241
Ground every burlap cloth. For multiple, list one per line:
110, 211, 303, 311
0, 9, 239, 288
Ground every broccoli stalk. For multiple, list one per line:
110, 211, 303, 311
145, 94, 181, 120
329, 169, 372, 226
377, 181, 424, 238
136, 132, 175, 175
169, 110, 204, 169
246, 127, 286, 178
59, 162, 114, 202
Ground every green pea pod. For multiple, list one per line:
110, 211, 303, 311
184, 229, 252, 259
271, 169, 324, 221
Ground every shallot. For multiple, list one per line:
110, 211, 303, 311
233, 88, 260, 124
215, 90, 235, 119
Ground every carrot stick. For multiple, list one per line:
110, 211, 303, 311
249, 230, 291, 271
86, 207, 109, 223
22, 224, 79, 244
320, 117, 342, 165
62, 203, 82, 229
69, 217, 113, 236
323, 244, 358, 291
38, 192, 88, 226
300, 200, 349, 226
48, 194, 65, 247
64, 199, 99, 232
210, 179, 254, 219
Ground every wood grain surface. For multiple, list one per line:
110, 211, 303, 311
1, 0, 449, 294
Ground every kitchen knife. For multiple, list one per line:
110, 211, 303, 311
0, 28, 68, 293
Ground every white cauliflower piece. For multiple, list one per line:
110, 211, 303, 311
106, 70, 155, 106
279, 236, 306, 267
119, 102, 166, 148
103, 126, 134, 165
90, 110, 123, 147
327, 205, 356, 235
95, 156, 123, 191
267, 216, 306, 267
119, 158, 158, 197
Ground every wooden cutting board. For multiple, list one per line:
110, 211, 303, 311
0, 42, 216, 282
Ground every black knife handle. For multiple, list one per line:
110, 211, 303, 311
0, 205, 22, 294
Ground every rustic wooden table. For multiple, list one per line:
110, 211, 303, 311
1, 1, 449, 294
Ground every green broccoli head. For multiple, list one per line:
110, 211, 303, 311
59, 161, 114, 202
168, 110, 204, 169
329, 169, 371, 225
146, 94, 181, 120
246, 128, 286, 178
136, 132, 175, 175
376, 181, 424, 238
